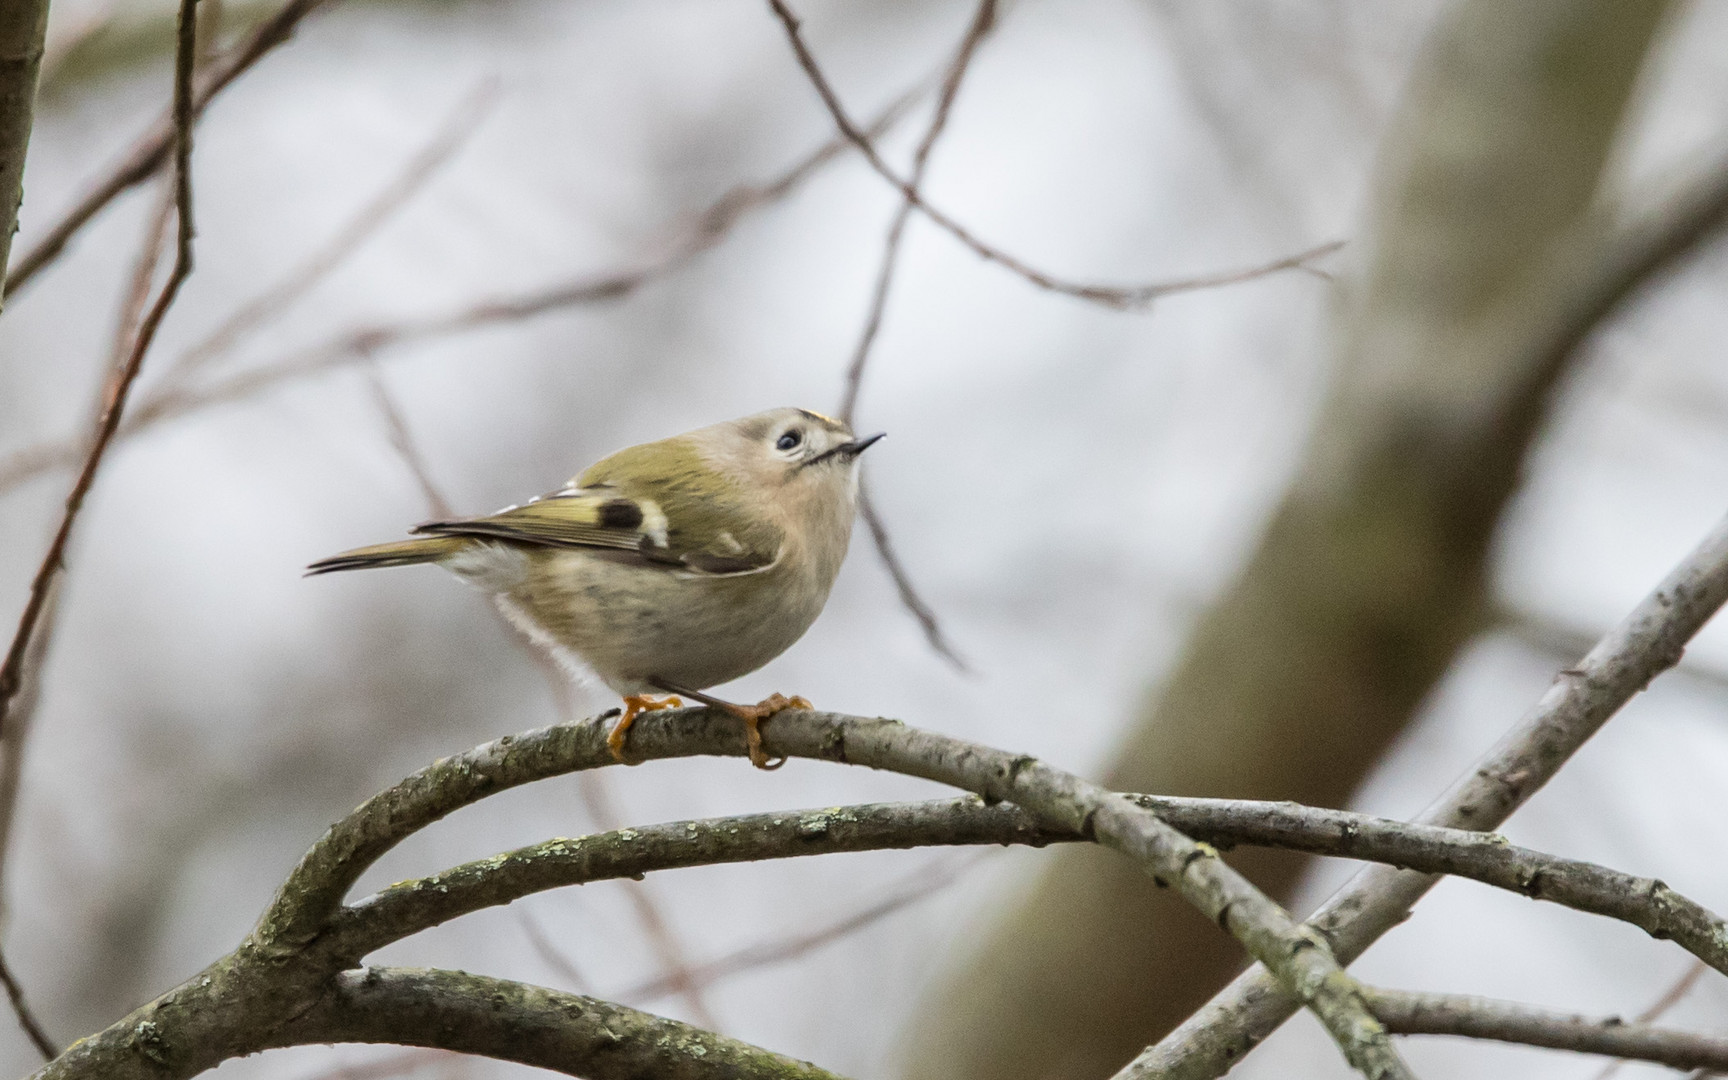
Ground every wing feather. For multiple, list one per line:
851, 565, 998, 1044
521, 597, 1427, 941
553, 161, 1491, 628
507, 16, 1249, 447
413, 444, 782, 577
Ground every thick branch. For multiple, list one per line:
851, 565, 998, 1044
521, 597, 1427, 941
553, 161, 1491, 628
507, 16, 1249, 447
1123, 505, 1728, 1078
0, 0, 48, 297
261, 707, 1410, 1078
326, 798, 1062, 960
1365, 988, 1728, 1072
39, 700, 1728, 1080
271, 967, 845, 1080
322, 790, 1728, 981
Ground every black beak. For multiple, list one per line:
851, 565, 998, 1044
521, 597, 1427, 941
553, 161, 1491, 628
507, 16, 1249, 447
804, 432, 885, 468
844, 432, 886, 457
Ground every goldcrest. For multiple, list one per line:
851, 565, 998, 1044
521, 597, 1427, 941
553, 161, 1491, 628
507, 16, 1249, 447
309, 407, 883, 768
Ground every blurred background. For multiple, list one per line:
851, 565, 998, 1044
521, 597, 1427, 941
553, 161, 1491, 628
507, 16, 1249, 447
3, 1, 1728, 1077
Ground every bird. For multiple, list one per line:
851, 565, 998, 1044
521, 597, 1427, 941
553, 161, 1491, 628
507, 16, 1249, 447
307, 407, 882, 769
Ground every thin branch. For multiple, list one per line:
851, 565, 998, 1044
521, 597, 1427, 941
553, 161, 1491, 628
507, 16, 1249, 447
611, 854, 980, 1006
832, 1, 990, 671
0, 76, 933, 498
0, 0, 199, 740
836, 0, 994, 426
0, 154, 177, 1069
107, 179, 179, 374
1122, 504, 1728, 1080
324, 799, 1057, 960
1365, 987, 1728, 1073
572, 763, 720, 1031
1498, 601, 1728, 699
364, 364, 454, 520
164, 78, 499, 386
765, 0, 1340, 310
1591, 961, 1710, 1080
515, 907, 592, 994
0, 947, 54, 1059
269, 967, 847, 1080
859, 479, 968, 669
3, 0, 331, 298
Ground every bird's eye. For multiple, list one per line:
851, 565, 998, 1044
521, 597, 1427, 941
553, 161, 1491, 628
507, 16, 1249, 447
776, 430, 802, 451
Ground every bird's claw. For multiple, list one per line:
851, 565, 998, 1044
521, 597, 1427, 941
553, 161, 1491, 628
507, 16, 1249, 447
608, 694, 682, 763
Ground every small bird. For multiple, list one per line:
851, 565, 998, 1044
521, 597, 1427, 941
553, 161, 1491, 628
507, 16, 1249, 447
308, 407, 882, 768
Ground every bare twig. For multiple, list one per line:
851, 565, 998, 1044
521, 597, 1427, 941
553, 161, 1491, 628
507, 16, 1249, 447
4, 0, 331, 298
364, 364, 455, 519
1122, 506, 1728, 1079
570, 732, 719, 1031
1365, 987, 1728, 1073
859, 480, 967, 669
515, 907, 592, 994
0, 578, 57, 904
0, 0, 200, 741
0, 946, 54, 1059
165, 78, 499, 385
831, 1, 991, 672
765, 0, 1340, 310
1591, 960, 1710, 1080
0, 155, 180, 1068
0, 76, 933, 498
612, 854, 981, 1005
108, 180, 179, 372
836, 0, 994, 426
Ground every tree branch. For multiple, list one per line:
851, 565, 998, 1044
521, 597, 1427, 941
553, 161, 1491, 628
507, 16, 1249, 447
0, 0, 50, 302
36, 701, 1728, 1079
315, 785, 1728, 982
0, 0, 199, 740
0, 73, 933, 499
0, 946, 54, 1059
3, 0, 331, 298
1121, 502, 1728, 1079
836, 0, 994, 426
259, 707, 1414, 1078
858, 479, 967, 669
272, 967, 845, 1080
1364, 987, 1728, 1073
162, 77, 498, 388
764, 0, 1339, 310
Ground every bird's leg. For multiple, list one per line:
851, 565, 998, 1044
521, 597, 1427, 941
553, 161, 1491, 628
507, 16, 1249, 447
650, 682, 810, 770
609, 693, 682, 763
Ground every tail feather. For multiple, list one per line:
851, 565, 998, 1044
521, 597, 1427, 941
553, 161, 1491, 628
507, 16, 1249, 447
305, 536, 467, 576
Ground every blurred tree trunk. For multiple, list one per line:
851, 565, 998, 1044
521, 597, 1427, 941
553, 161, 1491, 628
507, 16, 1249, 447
902, 3, 1672, 1078
0, 0, 49, 295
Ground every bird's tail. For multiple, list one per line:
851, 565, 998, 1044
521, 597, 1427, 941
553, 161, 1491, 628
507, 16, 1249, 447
305, 535, 467, 576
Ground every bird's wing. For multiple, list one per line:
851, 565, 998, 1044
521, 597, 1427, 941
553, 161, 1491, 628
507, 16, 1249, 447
412, 490, 653, 552
415, 442, 783, 576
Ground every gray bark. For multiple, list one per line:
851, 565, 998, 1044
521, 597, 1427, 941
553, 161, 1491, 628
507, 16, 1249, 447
0, 0, 49, 296
900, 3, 1677, 1078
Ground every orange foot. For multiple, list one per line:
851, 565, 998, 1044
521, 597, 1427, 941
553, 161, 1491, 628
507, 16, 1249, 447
608, 693, 683, 763
716, 693, 812, 771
